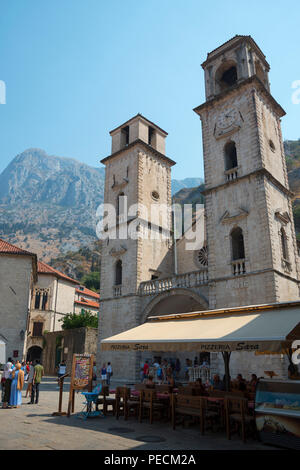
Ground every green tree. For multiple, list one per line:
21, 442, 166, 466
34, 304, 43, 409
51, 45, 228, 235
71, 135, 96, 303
59, 311, 98, 330
81, 271, 100, 292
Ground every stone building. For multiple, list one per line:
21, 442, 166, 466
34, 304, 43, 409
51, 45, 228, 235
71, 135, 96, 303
26, 260, 79, 362
74, 285, 100, 316
0, 239, 37, 364
96, 36, 299, 382
42, 327, 98, 375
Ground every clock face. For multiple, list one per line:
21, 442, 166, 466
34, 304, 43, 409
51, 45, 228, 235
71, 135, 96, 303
217, 107, 239, 129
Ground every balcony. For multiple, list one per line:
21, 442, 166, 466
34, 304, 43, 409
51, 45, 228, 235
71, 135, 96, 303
113, 285, 122, 297
231, 259, 246, 276
138, 269, 209, 296
225, 166, 238, 182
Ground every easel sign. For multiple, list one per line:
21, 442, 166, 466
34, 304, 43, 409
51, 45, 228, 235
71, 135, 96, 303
67, 353, 94, 416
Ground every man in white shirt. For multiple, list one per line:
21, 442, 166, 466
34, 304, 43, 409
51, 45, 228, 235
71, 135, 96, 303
2, 358, 14, 409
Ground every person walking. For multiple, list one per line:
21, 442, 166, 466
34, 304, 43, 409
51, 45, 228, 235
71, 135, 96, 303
2, 358, 15, 409
29, 360, 44, 404
25, 362, 34, 399
9, 362, 24, 408
106, 362, 113, 386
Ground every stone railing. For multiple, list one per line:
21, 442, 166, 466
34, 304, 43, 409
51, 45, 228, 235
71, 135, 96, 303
231, 259, 246, 276
113, 285, 122, 297
138, 269, 209, 296
225, 167, 238, 182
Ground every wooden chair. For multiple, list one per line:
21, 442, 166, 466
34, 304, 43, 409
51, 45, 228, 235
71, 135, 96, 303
115, 387, 139, 420
134, 383, 147, 391
139, 389, 166, 424
96, 385, 116, 416
224, 396, 255, 443
208, 390, 226, 397
200, 397, 221, 434
172, 394, 215, 433
155, 384, 173, 393
178, 386, 199, 396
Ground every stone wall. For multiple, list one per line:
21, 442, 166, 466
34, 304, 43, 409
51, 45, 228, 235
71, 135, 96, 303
0, 254, 33, 362
43, 327, 97, 375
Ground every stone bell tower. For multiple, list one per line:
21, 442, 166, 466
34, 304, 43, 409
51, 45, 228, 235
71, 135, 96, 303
194, 35, 300, 309
96, 114, 175, 381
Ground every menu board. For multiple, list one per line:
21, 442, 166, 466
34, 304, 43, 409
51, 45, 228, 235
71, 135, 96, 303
67, 354, 94, 416
73, 355, 91, 389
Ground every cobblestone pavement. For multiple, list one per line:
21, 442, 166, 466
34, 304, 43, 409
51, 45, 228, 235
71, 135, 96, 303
0, 377, 277, 451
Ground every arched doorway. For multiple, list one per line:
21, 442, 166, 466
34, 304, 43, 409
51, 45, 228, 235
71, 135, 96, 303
27, 346, 43, 363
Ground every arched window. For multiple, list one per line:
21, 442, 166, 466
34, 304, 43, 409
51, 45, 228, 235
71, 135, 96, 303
231, 227, 245, 261
224, 141, 238, 170
215, 61, 238, 93
280, 227, 288, 260
116, 192, 125, 217
115, 260, 122, 285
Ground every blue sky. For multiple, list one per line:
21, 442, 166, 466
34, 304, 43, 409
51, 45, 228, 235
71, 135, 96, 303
0, 0, 299, 179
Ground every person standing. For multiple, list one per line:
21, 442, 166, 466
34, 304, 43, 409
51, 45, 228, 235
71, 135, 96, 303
106, 362, 112, 386
101, 363, 107, 386
2, 358, 14, 409
58, 361, 67, 379
29, 360, 44, 404
143, 360, 149, 381
25, 362, 34, 398
175, 358, 181, 378
9, 362, 24, 408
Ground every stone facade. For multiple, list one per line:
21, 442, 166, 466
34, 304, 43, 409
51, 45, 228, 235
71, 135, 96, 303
0, 245, 37, 364
97, 37, 300, 382
26, 263, 79, 362
43, 327, 98, 375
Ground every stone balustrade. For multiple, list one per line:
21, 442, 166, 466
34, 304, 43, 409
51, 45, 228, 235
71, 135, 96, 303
113, 285, 122, 297
224, 167, 238, 182
138, 268, 209, 296
231, 259, 246, 276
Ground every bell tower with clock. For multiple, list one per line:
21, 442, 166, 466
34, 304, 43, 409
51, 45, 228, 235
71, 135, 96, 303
194, 35, 300, 309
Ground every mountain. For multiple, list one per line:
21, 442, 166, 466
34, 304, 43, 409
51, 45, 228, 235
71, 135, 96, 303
171, 177, 203, 195
284, 139, 300, 236
0, 149, 105, 260
0, 149, 202, 262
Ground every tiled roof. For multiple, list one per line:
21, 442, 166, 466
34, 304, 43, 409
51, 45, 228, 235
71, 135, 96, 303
76, 286, 100, 300
0, 238, 38, 281
37, 260, 79, 285
0, 238, 36, 257
75, 299, 100, 309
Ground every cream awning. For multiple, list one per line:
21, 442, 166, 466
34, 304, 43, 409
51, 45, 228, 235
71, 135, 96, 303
101, 303, 300, 353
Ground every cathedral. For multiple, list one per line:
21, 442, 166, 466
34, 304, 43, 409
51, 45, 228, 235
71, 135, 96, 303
96, 35, 300, 382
